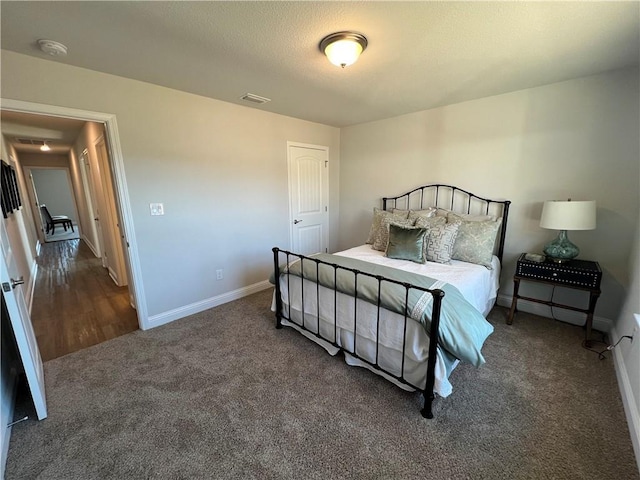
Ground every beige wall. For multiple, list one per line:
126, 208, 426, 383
19, 152, 69, 169
1, 50, 341, 318
339, 67, 639, 323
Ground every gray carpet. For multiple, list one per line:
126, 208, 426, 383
6, 289, 639, 479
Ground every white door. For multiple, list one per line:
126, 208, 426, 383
95, 136, 128, 286
81, 151, 106, 265
287, 143, 329, 255
0, 218, 47, 420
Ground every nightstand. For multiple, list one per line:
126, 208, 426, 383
507, 253, 602, 344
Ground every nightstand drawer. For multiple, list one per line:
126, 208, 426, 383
516, 258, 602, 289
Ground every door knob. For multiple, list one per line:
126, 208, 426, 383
293, 219, 302, 224
10, 277, 25, 289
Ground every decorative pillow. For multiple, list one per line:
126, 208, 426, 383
425, 222, 460, 264
372, 217, 414, 251
366, 208, 409, 244
413, 215, 447, 230
391, 208, 410, 219
385, 224, 427, 264
407, 207, 437, 223
446, 211, 498, 223
451, 219, 501, 268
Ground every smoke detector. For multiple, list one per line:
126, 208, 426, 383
38, 39, 68, 57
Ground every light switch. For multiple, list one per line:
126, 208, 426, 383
150, 203, 164, 216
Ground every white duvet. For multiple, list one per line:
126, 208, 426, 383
335, 245, 500, 317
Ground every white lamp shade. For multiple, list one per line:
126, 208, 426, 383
324, 39, 363, 67
540, 200, 596, 231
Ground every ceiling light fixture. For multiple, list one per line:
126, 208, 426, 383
319, 31, 368, 68
37, 39, 68, 57
40, 142, 51, 152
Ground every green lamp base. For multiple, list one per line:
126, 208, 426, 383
543, 230, 579, 263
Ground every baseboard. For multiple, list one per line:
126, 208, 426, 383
146, 280, 273, 330
496, 293, 614, 333
82, 235, 100, 258
107, 267, 120, 286
610, 324, 640, 473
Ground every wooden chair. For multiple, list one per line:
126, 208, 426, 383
40, 204, 74, 235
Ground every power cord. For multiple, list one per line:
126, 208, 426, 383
583, 335, 633, 360
547, 286, 633, 358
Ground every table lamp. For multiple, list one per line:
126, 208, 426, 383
539, 199, 596, 263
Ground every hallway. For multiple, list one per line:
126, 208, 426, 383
31, 239, 138, 362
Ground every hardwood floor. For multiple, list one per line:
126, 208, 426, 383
31, 239, 138, 362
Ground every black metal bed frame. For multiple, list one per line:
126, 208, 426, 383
383, 183, 511, 262
272, 247, 444, 418
272, 184, 511, 418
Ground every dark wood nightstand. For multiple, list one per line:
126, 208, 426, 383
507, 253, 602, 344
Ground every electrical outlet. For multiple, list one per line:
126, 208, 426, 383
216, 269, 223, 280
149, 203, 164, 216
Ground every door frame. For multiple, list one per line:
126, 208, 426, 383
286, 141, 329, 253
1, 99, 150, 329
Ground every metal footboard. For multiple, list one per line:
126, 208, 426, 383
272, 247, 445, 419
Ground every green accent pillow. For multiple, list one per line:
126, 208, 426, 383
385, 224, 428, 264
450, 218, 501, 268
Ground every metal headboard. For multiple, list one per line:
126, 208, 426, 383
383, 184, 511, 262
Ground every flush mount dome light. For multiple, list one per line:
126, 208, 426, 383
38, 39, 68, 57
319, 32, 367, 68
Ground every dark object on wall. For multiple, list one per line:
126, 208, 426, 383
1, 160, 22, 218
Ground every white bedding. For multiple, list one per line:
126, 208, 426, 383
272, 245, 500, 397
335, 245, 501, 317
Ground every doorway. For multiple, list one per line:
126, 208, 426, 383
27, 167, 81, 243
0, 100, 149, 341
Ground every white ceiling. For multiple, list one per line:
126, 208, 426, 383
1, 1, 639, 129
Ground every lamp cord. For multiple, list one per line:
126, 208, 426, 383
547, 286, 622, 358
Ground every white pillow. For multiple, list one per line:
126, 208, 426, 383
407, 207, 437, 223
446, 211, 498, 223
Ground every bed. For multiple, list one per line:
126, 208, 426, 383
271, 184, 511, 418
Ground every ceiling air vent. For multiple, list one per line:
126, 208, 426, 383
240, 93, 271, 104
16, 138, 46, 146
